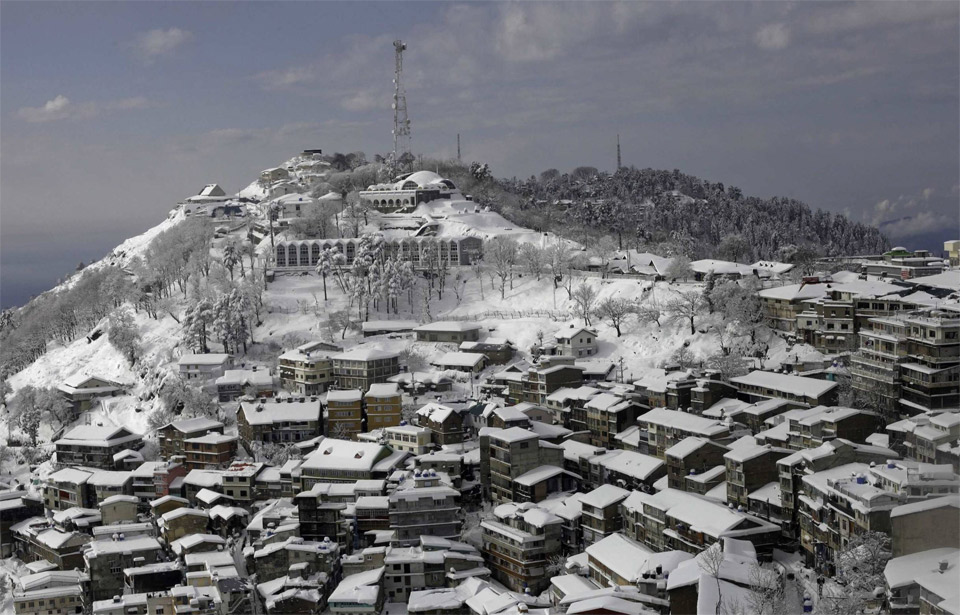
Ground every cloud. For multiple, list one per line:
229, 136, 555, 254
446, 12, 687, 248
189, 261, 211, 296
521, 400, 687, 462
17, 95, 154, 123
132, 27, 193, 61
755, 23, 791, 50
340, 90, 383, 112
868, 186, 947, 236
254, 65, 317, 90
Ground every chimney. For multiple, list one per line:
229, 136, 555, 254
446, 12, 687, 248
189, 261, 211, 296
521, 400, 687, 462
940, 559, 949, 573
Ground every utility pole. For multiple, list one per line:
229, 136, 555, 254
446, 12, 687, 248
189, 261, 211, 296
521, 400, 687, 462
457, 133, 461, 162
616, 133, 622, 170
392, 40, 411, 167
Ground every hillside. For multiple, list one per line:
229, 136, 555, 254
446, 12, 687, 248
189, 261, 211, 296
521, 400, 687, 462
404, 160, 889, 261
0, 153, 841, 467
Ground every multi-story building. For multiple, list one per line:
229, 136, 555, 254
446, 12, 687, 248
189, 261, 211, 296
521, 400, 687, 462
583, 393, 642, 449
758, 282, 831, 333
177, 353, 233, 381
11, 519, 91, 571
579, 485, 630, 545
861, 247, 946, 279
220, 461, 265, 509
273, 235, 482, 270
363, 384, 402, 432
215, 368, 274, 402
788, 406, 879, 450
519, 364, 585, 406
620, 488, 780, 556
294, 487, 349, 547
84, 535, 164, 600
851, 308, 960, 416
889, 495, 960, 558
389, 473, 461, 547
480, 427, 564, 503
13, 569, 89, 615
665, 437, 729, 490
237, 398, 323, 444
278, 341, 336, 395
57, 374, 125, 416
44, 467, 94, 511
297, 438, 406, 488
723, 443, 792, 509
914, 413, 960, 464
551, 327, 599, 358
384, 424, 432, 455
777, 439, 896, 537
326, 390, 364, 440
330, 347, 400, 392
54, 422, 143, 469
158, 418, 225, 459
636, 408, 731, 459
730, 370, 839, 407
183, 433, 238, 470
481, 501, 562, 595
413, 321, 482, 343
416, 403, 464, 446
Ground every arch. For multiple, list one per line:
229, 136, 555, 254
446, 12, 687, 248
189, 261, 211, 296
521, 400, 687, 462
310, 243, 320, 266
276, 245, 287, 267
299, 244, 309, 266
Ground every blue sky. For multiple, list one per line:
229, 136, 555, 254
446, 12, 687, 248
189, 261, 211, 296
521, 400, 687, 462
2, 1, 959, 307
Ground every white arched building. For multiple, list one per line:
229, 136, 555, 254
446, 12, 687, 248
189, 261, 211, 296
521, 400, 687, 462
272, 235, 483, 270
359, 170, 459, 213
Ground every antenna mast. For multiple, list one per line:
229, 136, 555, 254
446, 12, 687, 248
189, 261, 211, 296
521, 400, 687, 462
392, 40, 411, 166
457, 133, 461, 162
616, 134, 622, 170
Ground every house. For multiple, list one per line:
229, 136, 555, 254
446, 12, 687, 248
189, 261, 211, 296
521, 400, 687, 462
159, 507, 209, 541
297, 438, 405, 488
480, 427, 565, 503
579, 485, 630, 545
326, 389, 364, 439
330, 347, 401, 392
237, 398, 323, 444
583, 393, 642, 448
361, 320, 419, 337
636, 408, 732, 459
730, 370, 839, 406
414, 321, 483, 343
13, 569, 90, 615
278, 341, 338, 395
0, 493, 44, 558
364, 383, 402, 431
586, 532, 691, 590
416, 403, 464, 446
481, 501, 562, 595
11, 518, 91, 571
360, 169, 460, 212
723, 443, 792, 509
520, 364, 585, 406
459, 338, 515, 365
216, 368, 274, 402
431, 351, 489, 374
54, 421, 143, 470
178, 353, 233, 381
884, 547, 959, 615
665, 437, 729, 491
328, 567, 384, 615
389, 475, 461, 546
159, 417, 225, 458
99, 494, 138, 525
184, 432, 238, 470
385, 424, 432, 455
84, 535, 164, 600
57, 374, 124, 415
553, 327, 599, 358
890, 495, 960, 558
260, 167, 290, 183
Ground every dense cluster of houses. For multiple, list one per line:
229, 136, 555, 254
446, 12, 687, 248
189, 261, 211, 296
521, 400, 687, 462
6, 232, 959, 615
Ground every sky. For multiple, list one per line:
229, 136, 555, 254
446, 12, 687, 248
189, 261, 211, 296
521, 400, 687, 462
2, 1, 959, 308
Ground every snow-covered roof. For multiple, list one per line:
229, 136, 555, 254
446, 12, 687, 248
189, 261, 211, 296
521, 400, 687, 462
690, 259, 753, 276
85, 535, 161, 557
328, 568, 384, 605
299, 438, 391, 473
598, 451, 664, 481
417, 402, 457, 424
513, 465, 568, 487
890, 494, 960, 518
581, 484, 630, 509
488, 427, 539, 444
99, 494, 138, 506
729, 370, 838, 399
638, 408, 729, 437
178, 353, 231, 366
414, 321, 483, 333
433, 351, 487, 368
327, 389, 363, 403
57, 421, 141, 447
331, 347, 400, 362
239, 398, 322, 425
366, 383, 400, 398
758, 283, 830, 302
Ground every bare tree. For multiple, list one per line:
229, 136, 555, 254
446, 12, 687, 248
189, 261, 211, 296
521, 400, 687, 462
520, 243, 546, 281
571, 282, 599, 326
745, 563, 785, 615
634, 298, 663, 329
488, 237, 519, 299
596, 297, 633, 336
698, 542, 726, 615
667, 290, 707, 335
